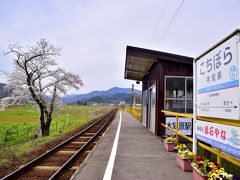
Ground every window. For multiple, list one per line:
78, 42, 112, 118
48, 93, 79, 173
165, 77, 193, 113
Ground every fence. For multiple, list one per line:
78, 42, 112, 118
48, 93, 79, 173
161, 110, 240, 167
0, 107, 112, 147
0, 119, 75, 146
124, 107, 142, 121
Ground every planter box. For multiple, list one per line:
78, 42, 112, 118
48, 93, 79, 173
192, 164, 208, 180
176, 154, 192, 172
163, 141, 176, 152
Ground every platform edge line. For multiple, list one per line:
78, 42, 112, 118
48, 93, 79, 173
103, 111, 122, 180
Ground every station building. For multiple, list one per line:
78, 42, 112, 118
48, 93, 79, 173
124, 46, 194, 136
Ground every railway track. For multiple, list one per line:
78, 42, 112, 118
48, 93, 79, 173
2, 109, 117, 180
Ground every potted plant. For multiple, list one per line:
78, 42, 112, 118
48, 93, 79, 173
163, 134, 176, 152
175, 144, 194, 172
191, 157, 233, 180
208, 167, 234, 180
174, 143, 187, 151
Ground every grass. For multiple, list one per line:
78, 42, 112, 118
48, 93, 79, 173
0, 106, 39, 146
0, 105, 39, 123
0, 123, 37, 145
0, 105, 111, 164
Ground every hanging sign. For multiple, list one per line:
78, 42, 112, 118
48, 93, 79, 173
195, 32, 240, 120
195, 120, 240, 158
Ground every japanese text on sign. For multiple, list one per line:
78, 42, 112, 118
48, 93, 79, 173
199, 46, 232, 83
195, 120, 240, 158
195, 33, 240, 120
196, 125, 227, 140
165, 117, 192, 135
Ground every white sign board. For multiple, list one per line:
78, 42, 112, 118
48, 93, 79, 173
165, 117, 192, 135
196, 34, 240, 120
195, 120, 240, 158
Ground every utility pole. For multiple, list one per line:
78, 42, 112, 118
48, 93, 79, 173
130, 84, 134, 107
130, 84, 136, 108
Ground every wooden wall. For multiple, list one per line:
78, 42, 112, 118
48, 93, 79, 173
142, 61, 193, 136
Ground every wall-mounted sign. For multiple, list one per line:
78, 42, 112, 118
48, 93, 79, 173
195, 120, 240, 158
195, 32, 240, 120
165, 117, 192, 135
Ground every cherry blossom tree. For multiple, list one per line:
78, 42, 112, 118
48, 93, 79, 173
1, 39, 83, 136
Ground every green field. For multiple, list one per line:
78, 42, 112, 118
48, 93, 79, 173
0, 105, 111, 164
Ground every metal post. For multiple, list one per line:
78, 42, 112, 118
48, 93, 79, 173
193, 58, 197, 154
217, 149, 222, 166
134, 94, 136, 110
176, 115, 179, 144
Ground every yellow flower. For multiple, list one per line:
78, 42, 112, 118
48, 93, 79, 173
187, 151, 193, 157
209, 172, 217, 178
220, 168, 225, 172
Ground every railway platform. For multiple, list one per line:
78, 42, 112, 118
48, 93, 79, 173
72, 111, 192, 180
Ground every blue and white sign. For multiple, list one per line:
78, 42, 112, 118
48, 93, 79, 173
195, 120, 240, 158
196, 34, 240, 120
165, 117, 192, 135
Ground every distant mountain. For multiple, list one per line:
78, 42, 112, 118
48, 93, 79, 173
0, 83, 12, 99
62, 87, 141, 104
79, 93, 142, 104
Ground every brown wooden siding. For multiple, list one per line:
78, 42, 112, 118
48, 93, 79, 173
143, 62, 193, 136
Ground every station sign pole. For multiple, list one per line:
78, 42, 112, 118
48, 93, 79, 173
193, 58, 198, 154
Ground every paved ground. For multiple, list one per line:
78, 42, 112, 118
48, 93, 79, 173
72, 111, 192, 180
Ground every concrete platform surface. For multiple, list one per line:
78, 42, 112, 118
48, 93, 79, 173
72, 111, 192, 180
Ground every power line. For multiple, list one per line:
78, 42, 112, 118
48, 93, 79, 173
153, 0, 185, 48
149, 0, 169, 48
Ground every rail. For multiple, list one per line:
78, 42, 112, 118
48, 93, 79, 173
124, 107, 141, 121
161, 110, 240, 167
2, 109, 117, 180
49, 110, 115, 179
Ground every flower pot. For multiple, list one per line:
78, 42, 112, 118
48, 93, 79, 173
176, 154, 192, 172
192, 164, 208, 180
163, 141, 176, 152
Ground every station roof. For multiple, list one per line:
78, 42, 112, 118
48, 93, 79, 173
124, 46, 193, 81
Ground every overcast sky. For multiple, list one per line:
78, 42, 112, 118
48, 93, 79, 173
0, 0, 239, 94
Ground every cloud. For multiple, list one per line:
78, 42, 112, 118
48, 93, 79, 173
0, 0, 240, 93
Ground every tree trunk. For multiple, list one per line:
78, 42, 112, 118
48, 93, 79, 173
41, 125, 50, 136
44, 116, 52, 136
39, 107, 51, 136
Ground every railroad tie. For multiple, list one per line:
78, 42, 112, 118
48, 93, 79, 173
57, 150, 77, 154
79, 136, 91, 139
71, 141, 86, 144
34, 166, 60, 171
34, 165, 81, 171
84, 133, 95, 136
71, 166, 79, 170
